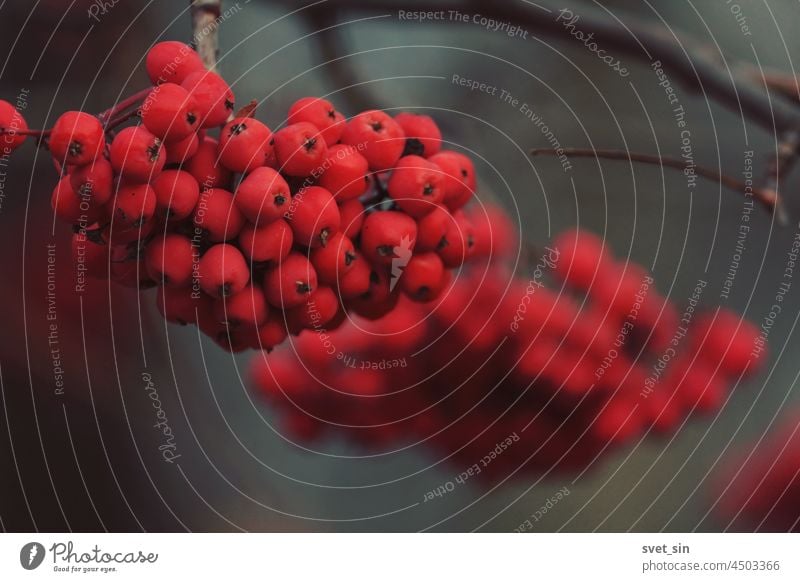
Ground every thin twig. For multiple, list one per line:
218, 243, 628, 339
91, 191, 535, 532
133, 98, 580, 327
530, 147, 779, 213
98, 87, 152, 123
190, 0, 222, 72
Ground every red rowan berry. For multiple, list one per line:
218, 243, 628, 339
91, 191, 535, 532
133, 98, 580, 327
156, 285, 212, 325
69, 156, 113, 205
340, 110, 405, 171
109, 126, 166, 182
415, 204, 451, 251
145, 233, 196, 287
360, 210, 417, 266
50, 111, 104, 166
145, 41, 205, 85
181, 70, 235, 128
400, 252, 445, 301
272, 122, 328, 177
51, 175, 104, 224
318, 144, 369, 200
238, 218, 293, 266
164, 130, 200, 164
234, 166, 290, 225
198, 243, 249, 298
218, 116, 272, 173
337, 251, 371, 299
184, 136, 231, 190
152, 169, 200, 220
249, 311, 289, 351
287, 97, 345, 146
113, 182, 157, 228
193, 187, 245, 242
287, 186, 340, 248
348, 267, 399, 320
693, 311, 762, 376
387, 155, 444, 217
286, 285, 340, 329
141, 83, 199, 141
263, 252, 318, 309
338, 198, 365, 239
553, 228, 609, 291
437, 209, 475, 268
213, 284, 269, 328
429, 150, 476, 210
310, 232, 356, 285
395, 112, 442, 157
0, 100, 28, 151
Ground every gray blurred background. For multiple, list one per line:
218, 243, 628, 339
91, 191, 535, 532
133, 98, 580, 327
1, 0, 799, 532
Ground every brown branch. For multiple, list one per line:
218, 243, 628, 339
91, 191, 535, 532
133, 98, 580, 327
530, 148, 779, 214
190, 0, 222, 72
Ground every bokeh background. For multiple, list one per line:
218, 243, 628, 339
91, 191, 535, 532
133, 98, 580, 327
1, 0, 799, 531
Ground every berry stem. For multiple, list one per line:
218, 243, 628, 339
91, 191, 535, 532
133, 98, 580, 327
97, 87, 152, 123
530, 147, 781, 217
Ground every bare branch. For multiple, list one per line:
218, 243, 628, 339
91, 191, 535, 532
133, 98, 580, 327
191, 0, 222, 71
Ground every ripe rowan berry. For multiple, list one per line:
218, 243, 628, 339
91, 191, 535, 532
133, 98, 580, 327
144, 233, 196, 287
272, 122, 328, 177
437, 209, 475, 268
287, 97, 345, 146
156, 285, 213, 325
145, 41, 205, 85
552, 228, 609, 291
234, 166, 290, 225
360, 210, 417, 266
213, 284, 269, 328
338, 198, 365, 239
387, 155, 444, 217
238, 218, 293, 266
429, 150, 476, 210
249, 311, 289, 351
318, 144, 369, 200
415, 204, 451, 251
181, 70, 235, 128
395, 112, 442, 157
0, 99, 28, 152
693, 311, 762, 376
49, 111, 105, 166
337, 250, 371, 299
51, 175, 104, 223
310, 232, 356, 285
193, 187, 245, 242
164, 130, 200, 164
340, 110, 405, 171
286, 186, 340, 248
286, 285, 340, 329
69, 156, 113, 205
113, 182, 157, 227
152, 169, 200, 221
399, 252, 445, 301
263, 252, 318, 309
198, 243, 250, 298
218, 116, 272, 173
109, 126, 166, 182
141, 83, 199, 141
348, 267, 399, 320
184, 136, 232, 190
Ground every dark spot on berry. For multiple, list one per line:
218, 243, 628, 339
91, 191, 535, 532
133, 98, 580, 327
415, 286, 431, 300
467, 234, 475, 248
319, 228, 330, 247
344, 251, 356, 266
303, 137, 317, 152
78, 183, 93, 197
147, 139, 162, 163
274, 194, 286, 206
132, 215, 147, 228
369, 121, 383, 132
187, 112, 197, 125
377, 244, 394, 257
369, 271, 380, 285
436, 236, 449, 251
225, 98, 235, 111
423, 183, 435, 195
460, 168, 468, 178
230, 122, 246, 136
296, 281, 312, 294
327, 109, 337, 120
219, 283, 233, 297
403, 138, 425, 157
269, 138, 274, 146
68, 140, 83, 158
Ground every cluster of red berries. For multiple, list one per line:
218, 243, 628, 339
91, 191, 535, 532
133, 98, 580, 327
0, 41, 482, 353
252, 216, 764, 481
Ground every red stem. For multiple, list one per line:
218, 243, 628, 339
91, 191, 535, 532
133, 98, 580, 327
98, 87, 152, 122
